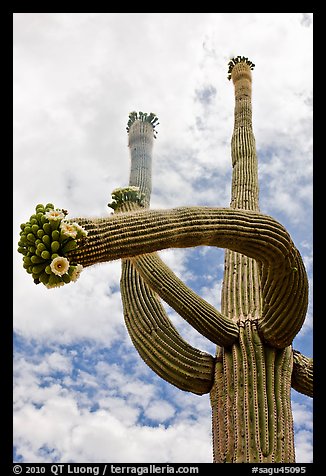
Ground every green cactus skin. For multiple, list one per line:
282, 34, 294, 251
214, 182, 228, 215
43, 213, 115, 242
20, 59, 312, 462
66, 206, 308, 350
291, 350, 313, 397
131, 252, 239, 347
212, 59, 297, 462
121, 256, 215, 395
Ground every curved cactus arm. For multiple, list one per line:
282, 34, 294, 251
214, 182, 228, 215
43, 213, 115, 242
291, 349, 313, 397
258, 255, 308, 348
131, 252, 239, 347
115, 201, 238, 348
67, 207, 296, 264
116, 201, 215, 394
121, 258, 215, 395
67, 206, 308, 349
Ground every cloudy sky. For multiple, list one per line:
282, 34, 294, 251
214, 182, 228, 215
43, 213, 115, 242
13, 13, 313, 463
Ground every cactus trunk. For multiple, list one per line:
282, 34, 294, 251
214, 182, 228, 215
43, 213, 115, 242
210, 60, 295, 462
211, 325, 294, 462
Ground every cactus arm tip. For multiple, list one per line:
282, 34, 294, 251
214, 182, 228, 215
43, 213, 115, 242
291, 349, 313, 397
227, 55, 255, 79
126, 111, 159, 138
17, 203, 87, 288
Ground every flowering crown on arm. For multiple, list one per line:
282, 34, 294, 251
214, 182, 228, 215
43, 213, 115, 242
108, 186, 146, 211
227, 55, 255, 80
126, 111, 159, 138
17, 203, 87, 288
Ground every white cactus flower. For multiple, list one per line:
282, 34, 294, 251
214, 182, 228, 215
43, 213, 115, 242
50, 256, 70, 276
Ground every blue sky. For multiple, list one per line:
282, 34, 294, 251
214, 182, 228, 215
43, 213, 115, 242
13, 13, 313, 463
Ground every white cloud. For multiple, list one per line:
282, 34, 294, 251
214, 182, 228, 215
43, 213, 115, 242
295, 430, 313, 463
157, 249, 194, 281
14, 346, 313, 463
13, 347, 212, 463
13, 257, 126, 345
292, 401, 313, 432
145, 401, 176, 423
200, 279, 223, 310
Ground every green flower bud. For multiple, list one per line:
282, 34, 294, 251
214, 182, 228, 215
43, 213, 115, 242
62, 274, 71, 284
32, 262, 47, 274
37, 242, 46, 252
50, 220, 60, 231
39, 272, 50, 285
26, 265, 33, 274
37, 229, 45, 239
28, 246, 36, 254
36, 212, 44, 224
31, 255, 44, 264
48, 274, 61, 286
40, 214, 48, 225
43, 223, 52, 235
51, 241, 60, 252
42, 235, 51, 248
27, 233, 36, 243
23, 256, 32, 265
41, 250, 51, 260
45, 265, 52, 274
52, 230, 60, 241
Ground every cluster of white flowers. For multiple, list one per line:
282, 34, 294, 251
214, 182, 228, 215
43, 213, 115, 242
44, 209, 66, 221
45, 214, 87, 288
46, 259, 84, 289
108, 186, 146, 210
60, 221, 88, 239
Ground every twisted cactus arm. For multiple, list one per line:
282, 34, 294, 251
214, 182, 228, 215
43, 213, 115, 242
259, 257, 308, 347
131, 252, 238, 347
66, 206, 308, 348
67, 207, 293, 265
121, 258, 215, 394
291, 349, 313, 397
116, 116, 215, 394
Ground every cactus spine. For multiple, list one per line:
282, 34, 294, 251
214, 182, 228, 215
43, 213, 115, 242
18, 59, 312, 463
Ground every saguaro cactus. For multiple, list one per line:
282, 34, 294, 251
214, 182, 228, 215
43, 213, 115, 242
18, 57, 312, 463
